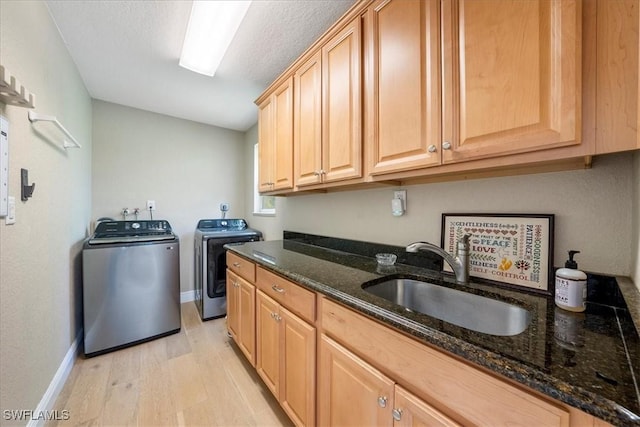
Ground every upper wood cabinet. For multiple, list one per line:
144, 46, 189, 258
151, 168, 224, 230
293, 16, 363, 188
258, 77, 294, 192
441, 0, 582, 163
323, 17, 363, 183
367, 0, 441, 175
367, 0, 584, 176
257, 0, 621, 192
294, 51, 323, 187
595, 0, 639, 154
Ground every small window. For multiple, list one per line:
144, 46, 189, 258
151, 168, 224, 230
254, 143, 275, 216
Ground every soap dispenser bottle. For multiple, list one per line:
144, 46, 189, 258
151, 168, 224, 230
555, 250, 587, 312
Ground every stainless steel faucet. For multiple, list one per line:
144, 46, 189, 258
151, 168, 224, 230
406, 234, 472, 284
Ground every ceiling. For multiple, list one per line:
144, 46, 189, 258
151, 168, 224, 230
45, 0, 356, 132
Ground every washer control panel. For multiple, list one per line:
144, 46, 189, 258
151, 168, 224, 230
94, 220, 172, 238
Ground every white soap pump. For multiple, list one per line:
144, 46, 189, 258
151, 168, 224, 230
554, 250, 587, 312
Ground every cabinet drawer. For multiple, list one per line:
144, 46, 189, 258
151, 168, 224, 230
256, 267, 316, 323
227, 252, 256, 283
321, 297, 570, 427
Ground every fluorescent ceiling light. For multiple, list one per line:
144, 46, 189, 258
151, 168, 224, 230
179, 0, 252, 77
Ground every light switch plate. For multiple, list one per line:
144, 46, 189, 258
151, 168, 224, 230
0, 116, 8, 217
5, 196, 15, 224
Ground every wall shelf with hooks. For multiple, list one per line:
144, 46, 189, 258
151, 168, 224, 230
28, 111, 82, 149
0, 65, 35, 108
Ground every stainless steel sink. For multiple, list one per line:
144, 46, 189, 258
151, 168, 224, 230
363, 278, 531, 336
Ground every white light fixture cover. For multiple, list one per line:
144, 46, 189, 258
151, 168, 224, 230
179, 0, 252, 77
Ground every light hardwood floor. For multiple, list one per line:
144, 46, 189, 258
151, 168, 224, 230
48, 303, 293, 427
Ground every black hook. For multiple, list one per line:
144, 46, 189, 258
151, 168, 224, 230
21, 168, 35, 201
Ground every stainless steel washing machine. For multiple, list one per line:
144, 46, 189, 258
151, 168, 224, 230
82, 220, 181, 356
194, 219, 261, 320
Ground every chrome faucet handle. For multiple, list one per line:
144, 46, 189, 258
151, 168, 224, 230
455, 233, 472, 284
457, 233, 472, 251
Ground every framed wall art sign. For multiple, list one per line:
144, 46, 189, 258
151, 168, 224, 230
441, 213, 554, 294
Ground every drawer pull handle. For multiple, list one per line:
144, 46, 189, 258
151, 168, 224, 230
232, 262, 241, 268
392, 408, 402, 421
378, 396, 387, 408
272, 285, 285, 293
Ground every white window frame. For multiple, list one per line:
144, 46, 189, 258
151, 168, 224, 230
253, 143, 276, 216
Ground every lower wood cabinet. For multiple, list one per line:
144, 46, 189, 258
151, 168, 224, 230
226, 256, 613, 427
394, 385, 462, 427
319, 334, 460, 427
319, 297, 611, 427
256, 290, 316, 427
227, 261, 317, 426
226, 270, 256, 366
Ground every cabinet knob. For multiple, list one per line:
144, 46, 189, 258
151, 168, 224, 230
313, 171, 321, 176
442, 141, 452, 150
377, 396, 388, 408
392, 408, 403, 421
428, 144, 437, 153
233, 262, 241, 268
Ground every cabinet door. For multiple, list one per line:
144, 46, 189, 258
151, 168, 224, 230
256, 290, 281, 398
318, 334, 394, 427
273, 77, 294, 190
258, 97, 274, 192
237, 277, 256, 366
368, 0, 441, 175
226, 270, 240, 340
595, 0, 639, 153
441, 0, 581, 163
294, 51, 324, 187
322, 16, 363, 183
280, 307, 316, 427
394, 385, 461, 427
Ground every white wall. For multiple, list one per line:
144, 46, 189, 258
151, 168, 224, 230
244, 127, 635, 277
632, 151, 640, 290
0, 0, 92, 419
92, 100, 246, 292
242, 124, 281, 240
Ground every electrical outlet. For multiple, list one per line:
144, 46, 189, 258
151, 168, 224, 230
147, 200, 156, 211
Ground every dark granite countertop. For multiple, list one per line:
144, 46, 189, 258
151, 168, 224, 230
226, 235, 640, 427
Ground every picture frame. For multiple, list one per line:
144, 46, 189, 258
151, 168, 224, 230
441, 213, 555, 294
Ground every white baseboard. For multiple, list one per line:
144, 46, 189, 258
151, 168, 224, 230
180, 290, 195, 303
27, 329, 82, 427
26, 292, 195, 426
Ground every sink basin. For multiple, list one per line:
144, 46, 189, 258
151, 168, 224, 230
363, 278, 531, 336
